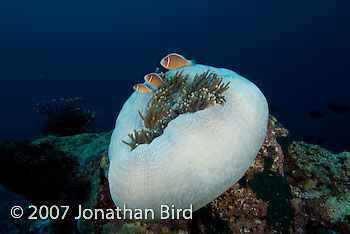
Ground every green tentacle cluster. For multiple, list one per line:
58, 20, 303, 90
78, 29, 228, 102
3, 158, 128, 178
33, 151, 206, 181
122, 70, 230, 151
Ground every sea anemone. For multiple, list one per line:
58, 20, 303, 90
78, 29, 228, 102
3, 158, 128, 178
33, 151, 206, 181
37, 97, 94, 136
121, 70, 230, 150
108, 54, 269, 221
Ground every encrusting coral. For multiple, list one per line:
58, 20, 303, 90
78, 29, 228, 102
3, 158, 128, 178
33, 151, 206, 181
122, 70, 230, 150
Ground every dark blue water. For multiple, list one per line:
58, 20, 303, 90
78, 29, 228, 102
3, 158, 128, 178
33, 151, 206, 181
1, 0, 349, 153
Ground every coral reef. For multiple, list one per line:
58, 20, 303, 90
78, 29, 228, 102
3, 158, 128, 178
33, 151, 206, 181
37, 97, 95, 137
285, 141, 350, 233
0, 139, 75, 203
1, 116, 349, 233
0, 132, 111, 234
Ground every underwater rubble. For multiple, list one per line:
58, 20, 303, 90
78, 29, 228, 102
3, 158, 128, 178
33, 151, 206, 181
0, 116, 349, 234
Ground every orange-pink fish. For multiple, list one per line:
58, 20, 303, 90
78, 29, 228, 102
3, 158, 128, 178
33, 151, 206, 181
133, 84, 152, 93
144, 73, 164, 86
160, 53, 192, 70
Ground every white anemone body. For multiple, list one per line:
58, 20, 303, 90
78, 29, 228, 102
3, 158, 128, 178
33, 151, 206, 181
108, 64, 268, 221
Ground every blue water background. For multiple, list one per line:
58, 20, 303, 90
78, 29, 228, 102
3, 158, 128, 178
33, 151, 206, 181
0, 0, 349, 153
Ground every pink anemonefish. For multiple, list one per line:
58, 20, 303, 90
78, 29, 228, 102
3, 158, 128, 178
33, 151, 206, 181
133, 84, 152, 93
160, 53, 193, 70
144, 73, 164, 86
